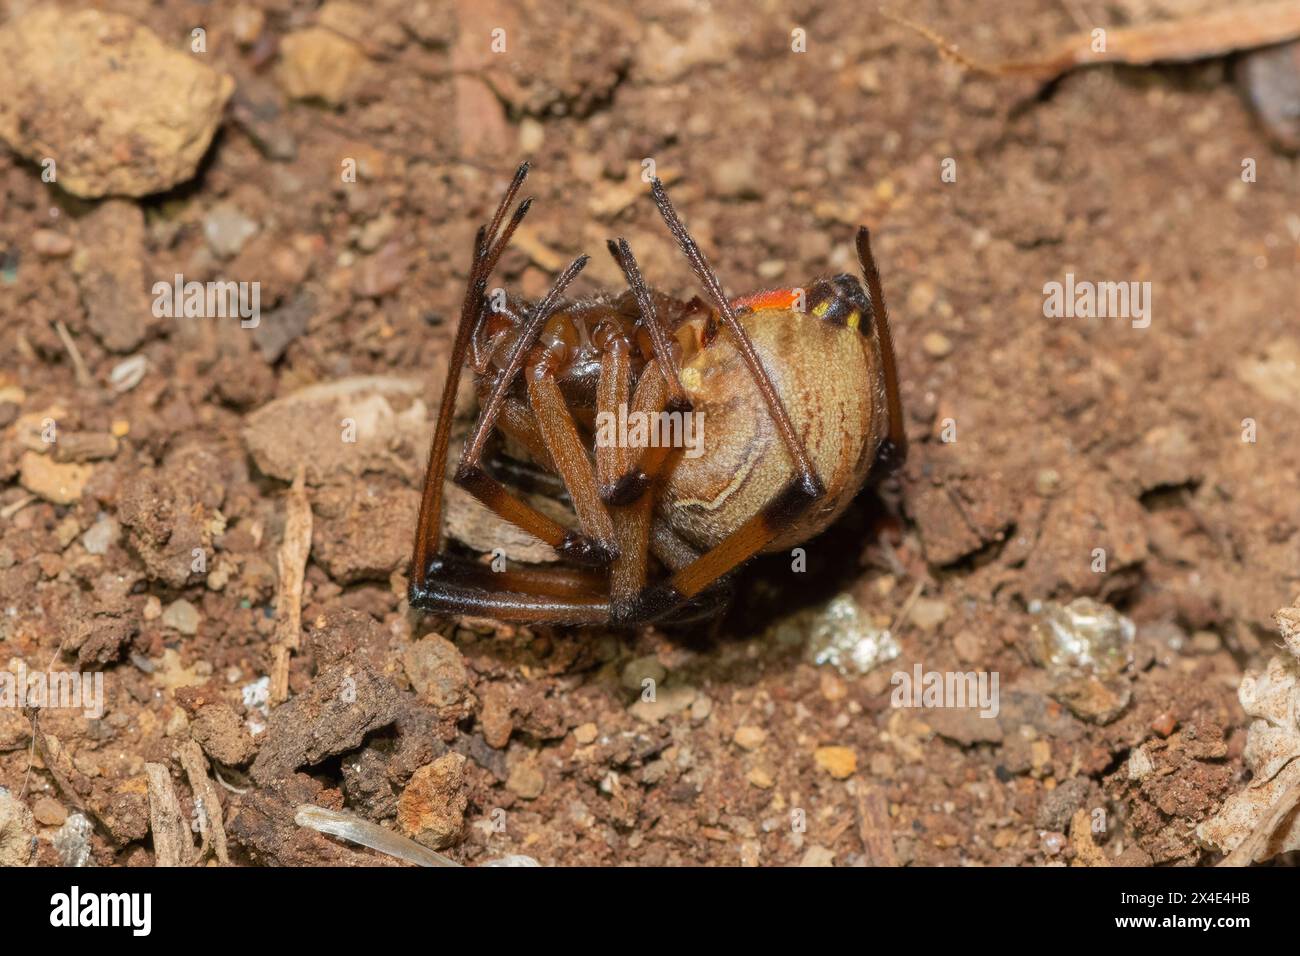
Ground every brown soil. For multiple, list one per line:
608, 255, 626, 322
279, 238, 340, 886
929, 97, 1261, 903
1, 0, 1298, 867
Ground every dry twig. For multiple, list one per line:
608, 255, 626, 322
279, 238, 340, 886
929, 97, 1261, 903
179, 741, 230, 865
145, 762, 195, 867
270, 466, 312, 705
855, 784, 899, 866
886, 1, 1300, 84
53, 320, 92, 387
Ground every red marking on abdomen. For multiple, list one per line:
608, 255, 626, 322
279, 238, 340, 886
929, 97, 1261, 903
730, 288, 800, 313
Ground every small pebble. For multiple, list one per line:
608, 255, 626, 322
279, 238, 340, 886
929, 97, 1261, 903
109, 355, 148, 393
799, 845, 836, 867
1127, 746, 1154, 781
1190, 631, 1222, 655
161, 599, 200, 636
952, 630, 983, 664
32, 229, 74, 257
922, 332, 953, 358
689, 694, 713, 722
352, 240, 408, 298
1028, 597, 1134, 680
869, 752, 896, 779
1151, 712, 1177, 738
819, 671, 847, 701
813, 745, 857, 779
1238, 40, 1300, 150
1035, 468, 1062, 497
80, 515, 119, 555
746, 767, 774, 789
640, 758, 670, 786
628, 684, 696, 724
400, 635, 468, 711
795, 593, 900, 676
32, 796, 67, 827
710, 155, 761, 199
620, 655, 666, 693
506, 758, 546, 800
0, 789, 34, 866
357, 213, 397, 253
19, 452, 92, 505
572, 722, 598, 746
278, 26, 368, 106
906, 281, 936, 313
1031, 739, 1052, 772
203, 202, 259, 259
230, 3, 265, 46
518, 117, 545, 154
910, 597, 950, 632
857, 63, 881, 93
733, 725, 767, 751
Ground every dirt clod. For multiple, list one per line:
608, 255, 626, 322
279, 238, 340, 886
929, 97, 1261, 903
0, 9, 232, 197
0, 789, 35, 866
250, 661, 400, 785
397, 753, 467, 850
278, 27, 370, 106
401, 635, 470, 716
191, 703, 258, 767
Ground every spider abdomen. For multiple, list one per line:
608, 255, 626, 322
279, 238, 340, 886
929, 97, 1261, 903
659, 307, 888, 553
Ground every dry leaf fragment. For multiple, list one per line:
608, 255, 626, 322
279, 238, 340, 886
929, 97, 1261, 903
1199, 596, 1300, 862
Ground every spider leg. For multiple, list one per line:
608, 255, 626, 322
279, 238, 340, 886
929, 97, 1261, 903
650, 521, 701, 571
462, 254, 589, 461
430, 552, 605, 598
611, 477, 823, 624
409, 552, 729, 626
594, 334, 634, 492
600, 239, 695, 507
452, 255, 615, 568
599, 359, 684, 506
496, 395, 554, 470
648, 178, 824, 501
605, 238, 689, 404
412, 162, 533, 593
610, 496, 655, 607
410, 557, 610, 625
594, 345, 658, 604
475, 302, 557, 469
856, 226, 907, 475
526, 355, 619, 556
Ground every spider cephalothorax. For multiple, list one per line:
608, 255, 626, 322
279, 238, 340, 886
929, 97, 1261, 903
409, 163, 905, 626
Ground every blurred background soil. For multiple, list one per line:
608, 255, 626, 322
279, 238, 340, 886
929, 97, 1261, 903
1, 0, 1298, 866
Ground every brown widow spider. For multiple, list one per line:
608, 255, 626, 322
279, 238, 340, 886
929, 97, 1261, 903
409, 162, 905, 627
